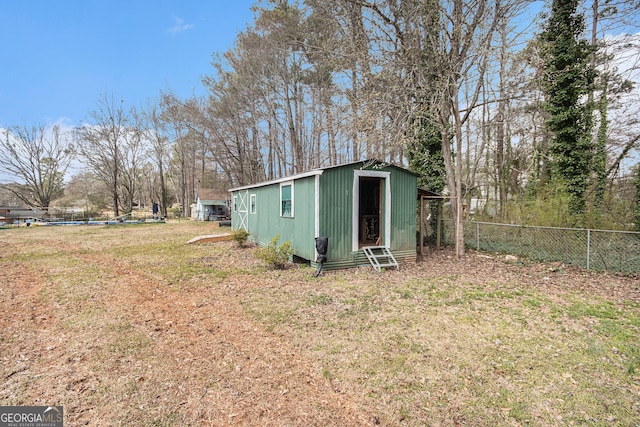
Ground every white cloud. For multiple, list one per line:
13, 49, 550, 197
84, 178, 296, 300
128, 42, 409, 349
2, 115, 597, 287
168, 16, 194, 35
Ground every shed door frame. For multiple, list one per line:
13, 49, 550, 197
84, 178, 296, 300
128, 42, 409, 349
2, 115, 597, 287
352, 170, 391, 251
237, 190, 249, 231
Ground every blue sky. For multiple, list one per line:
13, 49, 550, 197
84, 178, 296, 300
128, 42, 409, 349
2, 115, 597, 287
0, 1, 256, 128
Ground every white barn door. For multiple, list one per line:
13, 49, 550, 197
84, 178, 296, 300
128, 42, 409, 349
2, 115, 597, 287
237, 190, 249, 231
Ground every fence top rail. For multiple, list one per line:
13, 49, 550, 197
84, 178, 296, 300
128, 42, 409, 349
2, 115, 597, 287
464, 221, 640, 235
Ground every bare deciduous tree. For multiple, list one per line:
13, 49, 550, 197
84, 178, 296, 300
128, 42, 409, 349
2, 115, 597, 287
74, 94, 148, 218
134, 101, 171, 217
160, 92, 199, 217
0, 124, 73, 210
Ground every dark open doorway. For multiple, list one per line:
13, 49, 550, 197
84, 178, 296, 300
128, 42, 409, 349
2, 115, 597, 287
358, 176, 383, 247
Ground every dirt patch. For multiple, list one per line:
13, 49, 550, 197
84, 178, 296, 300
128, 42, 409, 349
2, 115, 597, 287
1, 243, 372, 425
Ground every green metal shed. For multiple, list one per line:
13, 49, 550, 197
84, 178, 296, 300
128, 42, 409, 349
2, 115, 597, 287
229, 160, 418, 270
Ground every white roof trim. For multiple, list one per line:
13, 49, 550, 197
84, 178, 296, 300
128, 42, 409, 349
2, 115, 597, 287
229, 170, 324, 192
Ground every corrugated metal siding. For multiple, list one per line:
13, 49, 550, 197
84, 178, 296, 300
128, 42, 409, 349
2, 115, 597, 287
232, 177, 316, 261
290, 177, 316, 260
251, 185, 279, 242
389, 168, 417, 252
318, 166, 355, 262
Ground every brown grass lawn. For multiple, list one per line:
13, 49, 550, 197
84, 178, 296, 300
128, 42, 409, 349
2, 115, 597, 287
1, 221, 639, 426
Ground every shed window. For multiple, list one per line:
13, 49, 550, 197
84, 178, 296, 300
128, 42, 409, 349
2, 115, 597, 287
250, 194, 256, 214
280, 182, 294, 217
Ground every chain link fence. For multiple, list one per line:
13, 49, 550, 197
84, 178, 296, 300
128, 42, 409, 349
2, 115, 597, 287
441, 220, 640, 274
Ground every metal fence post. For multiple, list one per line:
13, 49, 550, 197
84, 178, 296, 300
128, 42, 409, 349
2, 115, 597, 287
476, 222, 480, 251
586, 229, 591, 270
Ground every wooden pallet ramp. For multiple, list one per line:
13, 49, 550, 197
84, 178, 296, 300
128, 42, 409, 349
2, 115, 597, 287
362, 246, 399, 272
187, 233, 232, 244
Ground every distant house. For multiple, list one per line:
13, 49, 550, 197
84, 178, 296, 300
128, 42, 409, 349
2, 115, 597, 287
229, 160, 419, 270
192, 189, 230, 221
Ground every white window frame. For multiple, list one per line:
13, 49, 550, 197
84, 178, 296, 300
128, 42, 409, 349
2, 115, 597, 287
250, 194, 256, 214
280, 181, 294, 218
